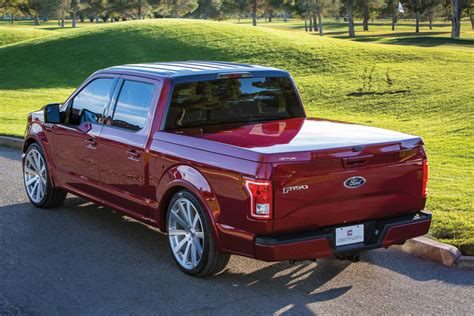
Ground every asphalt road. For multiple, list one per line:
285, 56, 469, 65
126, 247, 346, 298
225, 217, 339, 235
1, 146, 473, 315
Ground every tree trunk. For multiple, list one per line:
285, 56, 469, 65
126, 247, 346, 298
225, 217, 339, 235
313, 15, 318, 32
363, 16, 369, 31
268, 11, 272, 22
309, 14, 313, 31
363, 6, 369, 31
415, 11, 420, 33
72, 11, 76, 28
451, 0, 461, 38
173, 2, 178, 18
429, 15, 432, 30
470, 13, 474, 30
317, 9, 323, 36
348, 0, 356, 38
11, 15, 14, 24
252, 0, 257, 26
391, 13, 396, 31
304, 18, 308, 32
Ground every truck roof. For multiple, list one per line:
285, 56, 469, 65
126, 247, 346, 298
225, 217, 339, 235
99, 61, 289, 83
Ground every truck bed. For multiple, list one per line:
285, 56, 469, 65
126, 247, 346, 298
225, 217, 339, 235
155, 117, 426, 233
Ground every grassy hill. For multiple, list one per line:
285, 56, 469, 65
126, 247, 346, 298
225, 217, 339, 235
0, 19, 472, 252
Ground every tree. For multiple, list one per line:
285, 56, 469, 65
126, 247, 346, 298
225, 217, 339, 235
27, 0, 47, 25
135, 0, 152, 18
354, 0, 384, 31
449, 0, 472, 36
78, 0, 108, 22
405, 0, 439, 33
192, 0, 222, 19
451, 0, 461, 36
265, 0, 280, 21
465, 0, 473, 30
346, 0, 356, 37
229, 0, 250, 22
441, 0, 471, 37
424, 2, 443, 29
108, 0, 136, 20
0, 0, 28, 23
155, 0, 198, 18
295, 0, 337, 35
58, 0, 70, 26
382, 0, 398, 30
70, 0, 78, 26
249, 0, 264, 25
281, 0, 295, 21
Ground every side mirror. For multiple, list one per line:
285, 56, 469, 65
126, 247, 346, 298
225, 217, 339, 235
44, 103, 61, 124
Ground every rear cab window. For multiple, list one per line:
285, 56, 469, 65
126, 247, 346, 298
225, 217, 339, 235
110, 80, 155, 131
164, 76, 305, 130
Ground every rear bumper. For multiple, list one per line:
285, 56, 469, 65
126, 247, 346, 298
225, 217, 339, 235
254, 211, 431, 261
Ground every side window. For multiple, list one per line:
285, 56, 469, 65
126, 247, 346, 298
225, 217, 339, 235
68, 78, 115, 125
110, 80, 155, 131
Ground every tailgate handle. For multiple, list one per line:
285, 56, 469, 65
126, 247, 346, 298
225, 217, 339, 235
343, 155, 373, 168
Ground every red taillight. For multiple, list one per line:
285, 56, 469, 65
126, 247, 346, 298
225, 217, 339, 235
422, 159, 428, 197
244, 179, 273, 220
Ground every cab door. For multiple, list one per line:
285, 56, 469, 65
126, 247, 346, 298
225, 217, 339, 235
53, 77, 118, 195
97, 76, 162, 217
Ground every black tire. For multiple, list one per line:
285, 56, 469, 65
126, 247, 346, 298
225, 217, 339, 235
167, 190, 230, 277
23, 143, 66, 208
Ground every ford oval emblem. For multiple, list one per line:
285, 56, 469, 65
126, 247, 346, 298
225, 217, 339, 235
344, 176, 366, 189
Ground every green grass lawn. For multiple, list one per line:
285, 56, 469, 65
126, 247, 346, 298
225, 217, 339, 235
0, 19, 473, 253
232, 18, 474, 48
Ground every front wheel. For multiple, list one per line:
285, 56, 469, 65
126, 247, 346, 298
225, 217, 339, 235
167, 190, 230, 277
23, 143, 66, 208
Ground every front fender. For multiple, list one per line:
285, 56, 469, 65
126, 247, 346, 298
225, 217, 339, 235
155, 165, 222, 249
23, 123, 58, 187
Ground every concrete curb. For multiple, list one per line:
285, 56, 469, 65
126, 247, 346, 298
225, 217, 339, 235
456, 256, 474, 270
394, 236, 473, 270
394, 237, 461, 266
0, 135, 22, 150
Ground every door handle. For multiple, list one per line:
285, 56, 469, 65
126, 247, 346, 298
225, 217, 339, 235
127, 149, 140, 161
85, 137, 97, 149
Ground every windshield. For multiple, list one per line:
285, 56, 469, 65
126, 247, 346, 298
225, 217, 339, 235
164, 77, 305, 130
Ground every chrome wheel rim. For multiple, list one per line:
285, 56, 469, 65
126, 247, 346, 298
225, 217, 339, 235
168, 197, 204, 270
24, 149, 46, 203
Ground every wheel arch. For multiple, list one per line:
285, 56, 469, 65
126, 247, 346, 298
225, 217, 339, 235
23, 137, 38, 153
23, 134, 57, 187
155, 165, 222, 250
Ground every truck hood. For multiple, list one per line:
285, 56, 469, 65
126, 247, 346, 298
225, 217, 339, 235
189, 118, 419, 152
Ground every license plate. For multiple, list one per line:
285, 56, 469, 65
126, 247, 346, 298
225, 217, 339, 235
335, 224, 364, 246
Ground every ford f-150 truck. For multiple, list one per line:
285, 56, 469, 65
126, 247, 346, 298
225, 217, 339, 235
23, 61, 431, 276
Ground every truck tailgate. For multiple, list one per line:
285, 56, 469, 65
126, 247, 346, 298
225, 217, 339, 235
272, 141, 427, 233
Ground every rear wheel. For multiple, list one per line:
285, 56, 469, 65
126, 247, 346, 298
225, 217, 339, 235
23, 143, 66, 208
167, 190, 230, 276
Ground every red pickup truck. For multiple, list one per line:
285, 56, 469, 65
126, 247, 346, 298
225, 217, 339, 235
23, 61, 431, 276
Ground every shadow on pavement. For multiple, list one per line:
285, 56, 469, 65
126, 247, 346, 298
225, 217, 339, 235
1, 194, 473, 313
0, 146, 22, 160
